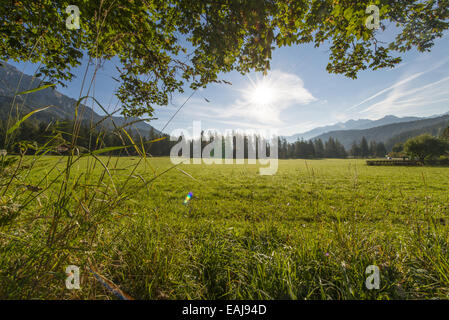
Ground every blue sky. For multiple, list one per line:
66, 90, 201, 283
10, 29, 449, 137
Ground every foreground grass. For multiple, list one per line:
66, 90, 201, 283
1, 157, 449, 299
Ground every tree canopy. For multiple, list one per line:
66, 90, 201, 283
404, 134, 449, 161
442, 125, 449, 140
1, 0, 448, 117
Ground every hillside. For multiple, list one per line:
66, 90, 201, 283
385, 120, 449, 150
0, 62, 158, 135
287, 115, 423, 141
313, 115, 449, 149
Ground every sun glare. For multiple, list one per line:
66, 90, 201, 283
249, 81, 277, 106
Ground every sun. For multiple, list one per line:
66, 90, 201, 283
249, 80, 277, 106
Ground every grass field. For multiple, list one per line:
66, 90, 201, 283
1, 156, 449, 299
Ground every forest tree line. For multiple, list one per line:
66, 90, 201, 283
0, 119, 397, 159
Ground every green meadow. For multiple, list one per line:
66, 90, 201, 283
1, 156, 449, 299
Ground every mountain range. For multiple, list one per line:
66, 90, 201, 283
286, 115, 426, 142
313, 114, 449, 149
0, 62, 158, 134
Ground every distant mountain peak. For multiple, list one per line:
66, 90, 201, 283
286, 114, 424, 142
382, 115, 399, 119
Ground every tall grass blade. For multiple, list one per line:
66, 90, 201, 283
14, 84, 56, 96
6, 106, 52, 135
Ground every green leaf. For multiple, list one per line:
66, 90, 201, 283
344, 8, 354, 21
363, 31, 370, 41
6, 106, 52, 135
14, 84, 56, 96
380, 5, 390, 16
333, 5, 342, 16
89, 146, 128, 156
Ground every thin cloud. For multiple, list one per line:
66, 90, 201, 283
347, 72, 424, 111
360, 75, 449, 116
348, 55, 449, 112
